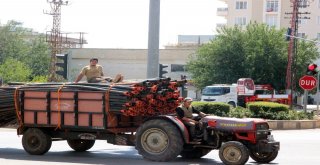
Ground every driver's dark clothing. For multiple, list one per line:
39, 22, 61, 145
176, 105, 201, 140
176, 105, 201, 118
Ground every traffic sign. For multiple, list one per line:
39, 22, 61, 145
299, 75, 317, 90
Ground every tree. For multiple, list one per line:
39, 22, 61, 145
24, 36, 50, 77
187, 23, 320, 91
0, 20, 50, 82
0, 58, 32, 83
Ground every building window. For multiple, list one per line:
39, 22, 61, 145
298, 19, 307, 25
317, 33, 320, 40
235, 17, 247, 25
266, 0, 278, 12
318, 16, 320, 24
266, 15, 277, 27
236, 1, 247, 10
297, 33, 306, 38
171, 64, 186, 72
299, 0, 308, 8
319, 0, 320, 8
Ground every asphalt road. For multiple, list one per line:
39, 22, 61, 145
1, 128, 320, 165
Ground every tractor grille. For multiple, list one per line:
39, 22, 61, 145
255, 123, 270, 140
256, 123, 269, 130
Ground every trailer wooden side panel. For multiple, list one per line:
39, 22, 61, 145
20, 90, 140, 130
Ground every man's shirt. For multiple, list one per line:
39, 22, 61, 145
80, 65, 103, 81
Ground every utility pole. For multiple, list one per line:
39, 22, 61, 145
285, 0, 298, 107
147, 0, 160, 78
44, 0, 68, 82
285, 0, 311, 108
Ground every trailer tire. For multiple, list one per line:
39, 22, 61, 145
219, 141, 249, 165
67, 139, 95, 152
180, 148, 211, 159
135, 119, 183, 161
22, 128, 52, 155
249, 150, 278, 163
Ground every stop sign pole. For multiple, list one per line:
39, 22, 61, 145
299, 75, 318, 112
316, 72, 319, 114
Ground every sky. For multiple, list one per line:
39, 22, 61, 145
0, 0, 226, 49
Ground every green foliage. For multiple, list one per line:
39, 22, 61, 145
0, 58, 32, 83
229, 106, 253, 118
243, 102, 311, 120
192, 101, 312, 120
272, 110, 312, 120
192, 101, 230, 116
0, 20, 50, 83
187, 23, 320, 91
24, 36, 50, 77
247, 102, 289, 112
31, 75, 49, 83
247, 102, 288, 119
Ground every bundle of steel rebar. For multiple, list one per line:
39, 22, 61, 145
0, 78, 186, 126
0, 87, 18, 127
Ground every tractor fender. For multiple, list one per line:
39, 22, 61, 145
143, 115, 190, 143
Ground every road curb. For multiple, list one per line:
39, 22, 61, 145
268, 120, 320, 130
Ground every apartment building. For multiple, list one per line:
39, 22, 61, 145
217, 0, 320, 41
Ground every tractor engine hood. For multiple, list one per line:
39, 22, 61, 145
201, 116, 267, 131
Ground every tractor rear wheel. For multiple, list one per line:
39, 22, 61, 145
180, 148, 211, 159
22, 128, 52, 155
67, 139, 95, 152
219, 141, 249, 165
135, 119, 183, 161
249, 150, 278, 163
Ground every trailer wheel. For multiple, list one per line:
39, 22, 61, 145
67, 139, 95, 152
249, 150, 278, 163
180, 148, 211, 159
219, 141, 249, 165
135, 119, 183, 161
22, 128, 52, 155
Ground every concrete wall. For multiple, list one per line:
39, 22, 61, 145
268, 120, 320, 130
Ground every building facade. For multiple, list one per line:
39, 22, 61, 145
217, 0, 320, 41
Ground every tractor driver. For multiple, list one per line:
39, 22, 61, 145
176, 97, 207, 141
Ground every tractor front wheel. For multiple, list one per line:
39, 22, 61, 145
219, 141, 249, 165
249, 150, 278, 163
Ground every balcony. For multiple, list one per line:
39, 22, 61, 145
217, 7, 228, 17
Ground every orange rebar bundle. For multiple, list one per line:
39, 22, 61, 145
113, 78, 186, 117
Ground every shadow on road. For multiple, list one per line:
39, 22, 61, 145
0, 147, 224, 165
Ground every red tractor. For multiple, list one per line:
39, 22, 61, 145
135, 115, 280, 165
